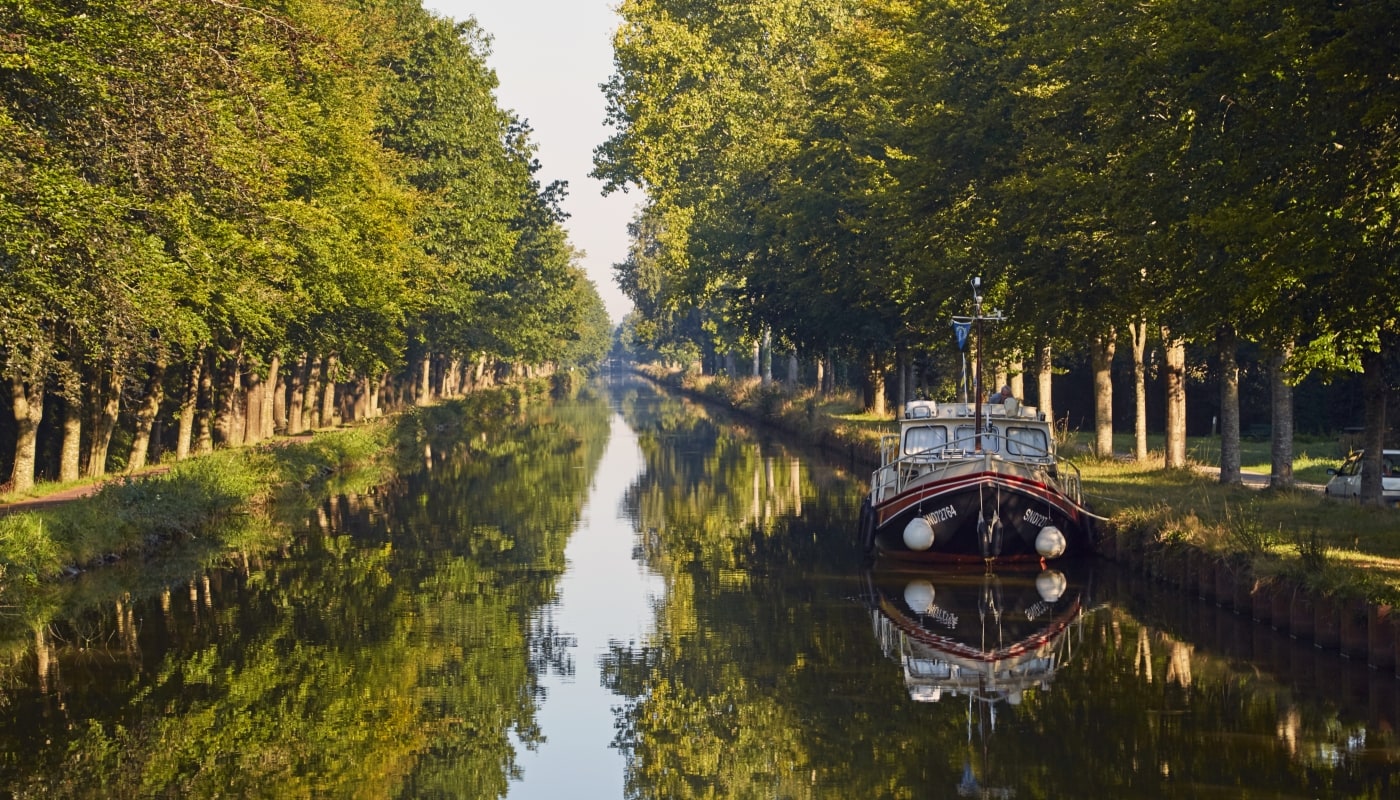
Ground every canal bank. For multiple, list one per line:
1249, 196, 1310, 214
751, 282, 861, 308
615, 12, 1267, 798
635, 364, 1400, 673
0, 380, 556, 608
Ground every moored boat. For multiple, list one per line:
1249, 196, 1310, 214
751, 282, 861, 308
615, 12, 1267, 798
859, 396, 1097, 562
859, 277, 1098, 563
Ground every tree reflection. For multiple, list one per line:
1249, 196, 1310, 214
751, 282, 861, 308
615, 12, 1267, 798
0, 388, 611, 798
603, 383, 1399, 799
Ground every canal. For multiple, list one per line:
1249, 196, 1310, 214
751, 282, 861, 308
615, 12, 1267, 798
0, 377, 1396, 797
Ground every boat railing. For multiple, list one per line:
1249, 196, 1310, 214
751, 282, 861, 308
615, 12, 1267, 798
872, 429, 1083, 506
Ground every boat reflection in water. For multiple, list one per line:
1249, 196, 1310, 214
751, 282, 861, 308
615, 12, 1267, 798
865, 561, 1096, 797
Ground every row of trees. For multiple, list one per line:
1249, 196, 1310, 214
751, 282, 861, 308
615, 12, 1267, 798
1, 0, 612, 491
596, 0, 1400, 500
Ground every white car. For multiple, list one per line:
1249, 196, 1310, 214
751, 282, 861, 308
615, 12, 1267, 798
1324, 449, 1400, 505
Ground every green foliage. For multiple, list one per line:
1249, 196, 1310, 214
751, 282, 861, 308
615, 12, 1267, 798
0, 0, 609, 489
0, 513, 62, 586
600, 0, 1400, 404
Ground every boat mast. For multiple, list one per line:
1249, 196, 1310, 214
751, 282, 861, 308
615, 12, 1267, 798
973, 279, 984, 450
955, 276, 1002, 453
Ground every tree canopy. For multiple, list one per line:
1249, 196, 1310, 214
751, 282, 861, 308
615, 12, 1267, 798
0, 0, 613, 489
598, 0, 1400, 409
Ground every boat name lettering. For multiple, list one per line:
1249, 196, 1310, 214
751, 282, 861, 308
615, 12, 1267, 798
1023, 508, 1050, 527
927, 505, 957, 524
928, 607, 959, 629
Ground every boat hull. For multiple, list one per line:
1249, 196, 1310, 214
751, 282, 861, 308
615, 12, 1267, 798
862, 466, 1095, 563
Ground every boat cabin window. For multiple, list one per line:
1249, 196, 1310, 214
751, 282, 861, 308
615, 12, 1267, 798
903, 425, 948, 455
1006, 426, 1049, 457
954, 424, 998, 453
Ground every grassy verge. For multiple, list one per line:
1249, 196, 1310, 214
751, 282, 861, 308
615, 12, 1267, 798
640, 364, 1400, 603
0, 424, 394, 594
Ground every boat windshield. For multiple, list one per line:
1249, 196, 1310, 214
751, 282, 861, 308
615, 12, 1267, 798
904, 425, 948, 455
955, 424, 998, 453
1006, 426, 1049, 458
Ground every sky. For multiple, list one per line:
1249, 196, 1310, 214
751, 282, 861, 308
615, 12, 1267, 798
422, 0, 640, 326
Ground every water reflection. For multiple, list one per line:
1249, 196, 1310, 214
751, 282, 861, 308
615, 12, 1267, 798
865, 563, 1092, 706
866, 563, 1095, 798
0, 389, 614, 798
1, 380, 1399, 798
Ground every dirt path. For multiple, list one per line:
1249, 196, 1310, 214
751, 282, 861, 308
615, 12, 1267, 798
0, 432, 318, 518
0, 465, 174, 517
1192, 465, 1324, 492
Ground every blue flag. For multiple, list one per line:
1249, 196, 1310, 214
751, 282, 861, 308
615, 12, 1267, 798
953, 320, 972, 350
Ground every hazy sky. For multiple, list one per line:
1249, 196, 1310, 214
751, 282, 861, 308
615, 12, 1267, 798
421, 0, 639, 325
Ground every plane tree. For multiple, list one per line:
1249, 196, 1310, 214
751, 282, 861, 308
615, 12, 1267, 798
596, 0, 855, 374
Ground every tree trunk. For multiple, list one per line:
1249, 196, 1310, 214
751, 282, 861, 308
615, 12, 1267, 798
272, 356, 287, 435
262, 354, 279, 440
176, 354, 203, 461
243, 368, 263, 445
787, 351, 799, 385
1162, 328, 1187, 468
307, 355, 325, 429
1360, 347, 1388, 505
1091, 329, 1116, 458
59, 394, 83, 482
1268, 344, 1295, 488
352, 376, 372, 421
7, 376, 45, 493
761, 326, 773, 384
127, 355, 167, 472
287, 353, 309, 434
414, 351, 431, 406
1129, 321, 1149, 462
474, 354, 489, 389
1008, 357, 1024, 405
895, 349, 907, 419
86, 361, 123, 478
864, 352, 887, 416
195, 350, 215, 455
1036, 341, 1054, 424
815, 356, 825, 393
369, 373, 384, 418
319, 355, 338, 428
443, 357, 458, 398
1217, 325, 1242, 484
212, 346, 243, 447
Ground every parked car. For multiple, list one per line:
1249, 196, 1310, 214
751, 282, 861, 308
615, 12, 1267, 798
1324, 449, 1400, 506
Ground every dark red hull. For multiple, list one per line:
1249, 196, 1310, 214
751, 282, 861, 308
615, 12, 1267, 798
861, 469, 1096, 563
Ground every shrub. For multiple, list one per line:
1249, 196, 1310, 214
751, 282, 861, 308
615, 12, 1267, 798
0, 514, 63, 585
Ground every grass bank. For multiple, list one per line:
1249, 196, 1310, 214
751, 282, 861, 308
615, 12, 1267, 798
640, 365, 1400, 604
0, 424, 393, 593
0, 378, 558, 605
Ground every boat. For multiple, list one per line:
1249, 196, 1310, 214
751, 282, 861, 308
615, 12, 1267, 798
858, 278, 1097, 563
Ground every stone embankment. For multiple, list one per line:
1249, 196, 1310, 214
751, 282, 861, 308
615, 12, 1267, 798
1102, 534, 1398, 674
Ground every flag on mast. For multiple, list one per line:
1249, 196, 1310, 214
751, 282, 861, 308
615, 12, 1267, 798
953, 320, 972, 350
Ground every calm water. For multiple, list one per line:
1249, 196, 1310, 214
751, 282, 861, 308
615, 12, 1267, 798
1, 377, 1397, 798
